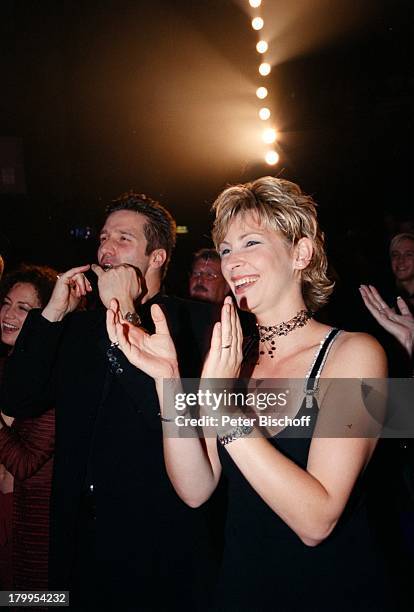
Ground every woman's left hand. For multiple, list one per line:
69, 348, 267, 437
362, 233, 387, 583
201, 296, 243, 379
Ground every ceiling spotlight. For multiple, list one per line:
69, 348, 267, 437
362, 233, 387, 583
259, 62, 271, 76
249, 0, 262, 7
256, 40, 268, 54
251, 17, 264, 31
259, 107, 271, 120
256, 86, 268, 99
262, 128, 277, 144
265, 150, 279, 165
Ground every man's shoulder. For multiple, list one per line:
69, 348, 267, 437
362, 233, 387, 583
156, 296, 217, 372
161, 295, 220, 335
159, 294, 219, 319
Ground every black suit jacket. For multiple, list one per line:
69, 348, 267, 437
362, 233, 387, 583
0, 294, 218, 607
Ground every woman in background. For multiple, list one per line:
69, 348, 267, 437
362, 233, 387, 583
0, 264, 56, 590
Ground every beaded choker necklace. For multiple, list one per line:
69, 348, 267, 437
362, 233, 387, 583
256, 309, 313, 359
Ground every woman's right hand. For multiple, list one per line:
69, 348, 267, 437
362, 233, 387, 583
201, 296, 243, 379
106, 299, 180, 380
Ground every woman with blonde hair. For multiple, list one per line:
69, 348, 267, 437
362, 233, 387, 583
108, 177, 392, 611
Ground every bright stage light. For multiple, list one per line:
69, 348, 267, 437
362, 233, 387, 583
262, 128, 277, 144
249, 0, 262, 7
259, 62, 271, 76
251, 17, 264, 31
256, 40, 268, 54
256, 86, 268, 99
259, 107, 271, 120
265, 150, 279, 165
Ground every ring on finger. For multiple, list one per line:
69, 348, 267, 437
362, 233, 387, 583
221, 344, 231, 349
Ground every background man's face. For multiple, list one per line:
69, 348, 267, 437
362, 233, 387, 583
97, 210, 152, 276
391, 238, 414, 282
189, 257, 228, 304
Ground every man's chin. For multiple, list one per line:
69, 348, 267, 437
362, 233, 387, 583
191, 292, 210, 302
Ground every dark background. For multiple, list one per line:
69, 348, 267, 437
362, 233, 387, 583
0, 0, 412, 306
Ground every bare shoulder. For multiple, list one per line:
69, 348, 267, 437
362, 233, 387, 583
323, 331, 387, 377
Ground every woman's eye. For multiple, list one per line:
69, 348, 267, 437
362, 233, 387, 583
219, 248, 230, 257
246, 240, 259, 247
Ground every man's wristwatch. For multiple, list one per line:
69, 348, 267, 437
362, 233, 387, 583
123, 311, 141, 327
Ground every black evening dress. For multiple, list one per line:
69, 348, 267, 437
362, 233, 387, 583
215, 329, 392, 612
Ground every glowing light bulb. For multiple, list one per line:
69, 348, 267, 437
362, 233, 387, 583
262, 128, 277, 144
259, 62, 271, 76
249, 0, 262, 7
251, 17, 264, 31
256, 86, 268, 99
265, 150, 279, 165
256, 40, 268, 54
259, 107, 271, 120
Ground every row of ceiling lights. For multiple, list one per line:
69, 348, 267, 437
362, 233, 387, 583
249, 0, 279, 165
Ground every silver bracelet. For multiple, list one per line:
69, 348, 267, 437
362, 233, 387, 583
218, 424, 253, 446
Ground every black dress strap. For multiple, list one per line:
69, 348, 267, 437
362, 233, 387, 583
304, 328, 342, 408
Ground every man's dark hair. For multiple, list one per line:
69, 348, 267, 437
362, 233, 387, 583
106, 192, 176, 278
192, 248, 221, 268
0, 264, 57, 308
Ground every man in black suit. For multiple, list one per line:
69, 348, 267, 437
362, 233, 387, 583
0, 193, 216, 610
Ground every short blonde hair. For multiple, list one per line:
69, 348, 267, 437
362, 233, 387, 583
211, 176, 334, 312
389, 232, 414, 254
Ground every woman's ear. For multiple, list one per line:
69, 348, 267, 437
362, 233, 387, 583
293, 238, 313, 271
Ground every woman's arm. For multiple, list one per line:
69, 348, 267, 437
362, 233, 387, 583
221, 332, 387, 546
159, 411, 222, 507
159, 298, 244, 505
0, 409, 55, 481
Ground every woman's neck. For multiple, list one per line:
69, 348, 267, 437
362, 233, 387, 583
255, 299, 308, 327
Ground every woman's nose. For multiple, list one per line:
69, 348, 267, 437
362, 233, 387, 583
221, 252, 243, 277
